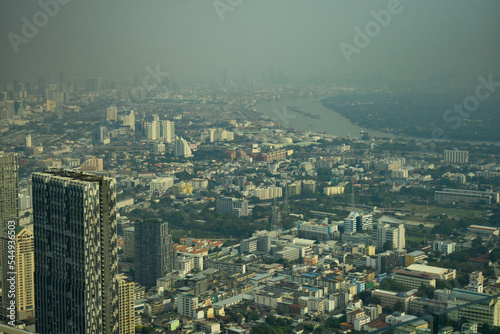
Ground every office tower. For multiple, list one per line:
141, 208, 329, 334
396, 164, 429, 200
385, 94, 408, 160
372, 217, 406, 252
144, 121, 158, 141
444, 149, 469, 164
37, 76, 46, 97
100, 126, 106, 143
159, 120, 175, 142
118, 276, 136, 334
5, 101, 15, 118
123, 226, 135, 260
135, 220, 175, 287
215, 196, 250, 218
122, 110, 135, 130
14, 100, 24, 117
32, 170, 118, 334
174, 136, 192, 158
95, 76, 103, 91
143, 118, 174, 142
25, 134, 31, 148
107, 106, 117, 122
1, 227, 34, 320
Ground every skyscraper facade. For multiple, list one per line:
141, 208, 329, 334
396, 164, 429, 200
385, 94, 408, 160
118, 276, 136, 334
0, 154, 19, 320
32, 170, 118, 334
0, 154, 18, 231
0, 226, 34, 320
174, 136, 192, 157
135, 220, 175, 287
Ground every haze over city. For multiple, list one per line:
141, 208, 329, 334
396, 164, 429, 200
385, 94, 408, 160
1, 1, 500, 334
1, 0, 499, 85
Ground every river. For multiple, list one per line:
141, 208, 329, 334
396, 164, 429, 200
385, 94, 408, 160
255, 95, 395, 139
255, 96, 500, 146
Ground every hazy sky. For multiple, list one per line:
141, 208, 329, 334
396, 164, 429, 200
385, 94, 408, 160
1, 0, 499, 84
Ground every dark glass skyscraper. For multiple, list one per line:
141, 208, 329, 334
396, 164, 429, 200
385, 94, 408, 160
135, 220, 175, 287
32, 170, 118, 334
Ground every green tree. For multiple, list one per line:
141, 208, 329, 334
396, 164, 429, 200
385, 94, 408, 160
248, 310, 260, 321
383, 241, 393, 251
393, 301, 405, 312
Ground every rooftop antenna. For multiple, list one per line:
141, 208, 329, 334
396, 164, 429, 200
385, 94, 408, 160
283, 178, 289, 217
271, 191, 281, 239
351, 181, 355, 211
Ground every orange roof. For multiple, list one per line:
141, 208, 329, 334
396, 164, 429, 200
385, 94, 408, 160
180, 238, 187, 241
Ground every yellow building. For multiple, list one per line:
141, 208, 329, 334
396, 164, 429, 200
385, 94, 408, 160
118, 276, 136, 334
1, 226, 34, 320
46, 100, 56, 111
81, 156, 104, 171
359, 244, 376, 256
405, 251, 427, 267
172, 182, 193, 195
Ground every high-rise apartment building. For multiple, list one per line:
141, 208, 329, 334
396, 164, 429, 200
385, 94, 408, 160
106, 106, 118, 122
0, 227, 34, 320
216, 196, 250, 218
135, 220, 175, 287
444, 150, 469, 164
118, 276, 136, 334
32, 170, 118, 334
174, 136, 193, 157
372, 216, 406, 252
143, 117, 175, 142
123, 226, 135, 260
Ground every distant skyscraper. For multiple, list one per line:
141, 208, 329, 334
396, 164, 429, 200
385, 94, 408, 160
123, 226, 135, 260
174, 136, 192, 158
59, 70, 64, 91
106, 106, 118, 122
143, 117, 174, 142
135, 220, 175, 287
25, 133, 31, 148
32, 170, 118, 334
